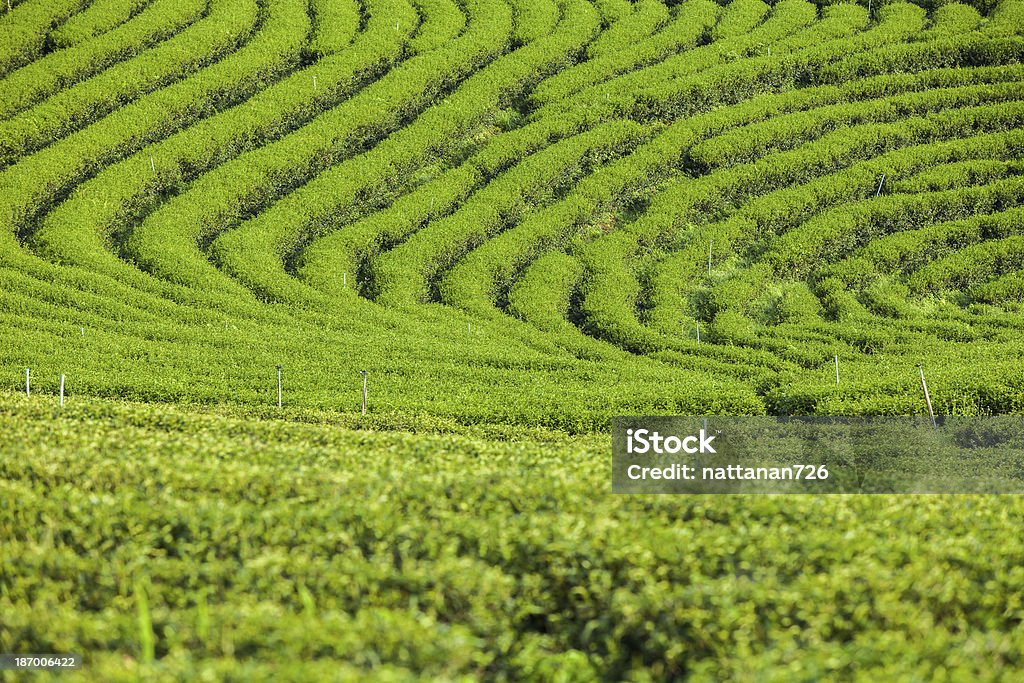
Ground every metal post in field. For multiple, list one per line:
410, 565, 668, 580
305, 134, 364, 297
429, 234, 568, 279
150, 155, 155, 172
917, 364, 936, 428
276, 365, 282, 409
59, 374, 65, 407
696, 320, 700, 344
361, 370, 368, 415
875, 174, 886, 197
25, 368, 29, 397
834, 354, 839, 384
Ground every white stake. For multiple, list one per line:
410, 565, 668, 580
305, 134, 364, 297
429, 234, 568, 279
696, 320, 700, 344
276, 365, 282, 409
150, 155, 155, 172
361, 370, 368, 415
59, 374, 65, 407
80, 326, 84, 337
313, 74, 317, 90
25, 368, 29, 397
468, 322, 471, 333
834, 354, 839, 384
343, 272, 347, 287
875, 173, 885, 197
917, 364, 936, 428
708, 240, 713, 278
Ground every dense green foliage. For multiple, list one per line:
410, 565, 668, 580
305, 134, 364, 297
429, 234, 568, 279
3, 395, 1024, 681
3, 0, 1023, 422
3, 0, 1024, 677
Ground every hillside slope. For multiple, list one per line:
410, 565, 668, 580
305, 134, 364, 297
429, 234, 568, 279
1, 0, 1023, 425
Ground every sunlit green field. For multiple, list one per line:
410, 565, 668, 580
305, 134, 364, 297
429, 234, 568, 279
3, 395, 1024, 680
3, 0, 1024, 677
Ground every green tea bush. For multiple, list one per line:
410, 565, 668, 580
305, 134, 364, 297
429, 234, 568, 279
4, 1, 1024, 672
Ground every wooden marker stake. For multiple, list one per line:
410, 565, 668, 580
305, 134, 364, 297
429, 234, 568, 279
361, 370, 368, 415
276, 365, 282, 409
917, 364, 936, 428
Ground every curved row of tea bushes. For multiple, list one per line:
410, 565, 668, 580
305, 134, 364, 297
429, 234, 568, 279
298, 113, 607, 302
308, 0, 362, 57
889, 158, 1024, 193
473, 66, 1024, 351
408, 0, 468, 55
2, 0, 1024, 426
30, 0, 419, 292
49, 0, 154, 48
584, 0, 669, 60
528, 0, 721, 105
578, 102, 1024, 358
0, 0, 84, 78
765, 176, 1024, 276
125, 0, 517, 295
0, 0, 266, 167
364, 1, 893, 319
532, 0, 832, 120
376, 119, 648, 306
644, 128, 1024, 335
0, 0, 206, 120
0, 0, 305, 256
208, 0, 603, 303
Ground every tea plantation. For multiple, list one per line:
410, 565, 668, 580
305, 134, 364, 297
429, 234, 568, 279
2, 0, 1024, 678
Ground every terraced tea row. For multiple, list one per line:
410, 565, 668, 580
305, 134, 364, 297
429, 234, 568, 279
2, 0, 1023, 424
